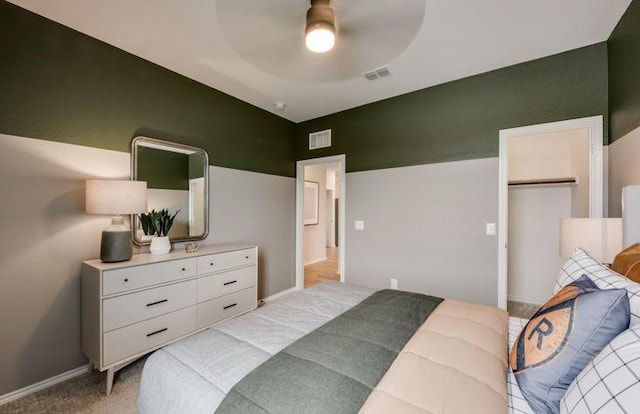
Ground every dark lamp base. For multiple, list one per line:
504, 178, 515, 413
101, 229, 133, 263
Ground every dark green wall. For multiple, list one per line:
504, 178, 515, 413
0, 0, 614, 176
294, 44, 609, 172
138, 147, 188, 190
0, 1, 295, 177
189, 153, 205, 180
608, 0, 640, 142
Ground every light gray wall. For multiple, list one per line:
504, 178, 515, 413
303, 164, 327, 264
344, 158, 499, 306
0, 133, 130, 396
0, 134, 295, 396
609, 126, 640, 217
203, 166, 295, 299
508, 187, 572, 304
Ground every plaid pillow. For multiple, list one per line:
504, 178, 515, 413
560, 326, 640, 413
508, 317, 535, 414
555, 248, 640, 327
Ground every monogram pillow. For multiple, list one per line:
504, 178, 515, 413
510, 275, 630, 413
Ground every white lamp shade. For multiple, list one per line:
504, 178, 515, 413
559, 218, 623, 263
86, 180, 147, 215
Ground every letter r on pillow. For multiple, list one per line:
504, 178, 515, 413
528, 318, 554, 349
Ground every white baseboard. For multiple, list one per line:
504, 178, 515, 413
262, 286, 300, 302
507, 295, 544, 306
304, 256, 327, 266
0, 364, 90, 406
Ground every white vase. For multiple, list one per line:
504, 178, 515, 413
150, 236, 171, 255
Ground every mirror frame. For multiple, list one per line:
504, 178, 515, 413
131, 136, 210, 245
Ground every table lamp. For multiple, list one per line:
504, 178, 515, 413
86, 180, 147, 262
559, 218, 623, 264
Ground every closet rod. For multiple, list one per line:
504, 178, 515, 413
508, 177, 577, 187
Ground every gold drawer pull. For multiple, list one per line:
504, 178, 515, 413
223, 303, 237, 310
146, 328, 168, 337
146, 299, 168, 307
223, 280, 237, 286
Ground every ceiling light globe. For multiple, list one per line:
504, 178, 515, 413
305, 26, 335, 53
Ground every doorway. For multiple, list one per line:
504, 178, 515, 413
497, 116, 604, 310
295, 155, 346, 289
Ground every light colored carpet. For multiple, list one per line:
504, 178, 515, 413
507, 300, 539, 319
0, 357, 143, 414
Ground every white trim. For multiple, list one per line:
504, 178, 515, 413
296, 155, 346, 290
304, 256, 327, 266
0, 364, 91, 406
497, 115, 604, 310
507, 295, 546, 307
262, 286, 300, 302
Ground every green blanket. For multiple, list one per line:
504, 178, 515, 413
215, 289, 443, 414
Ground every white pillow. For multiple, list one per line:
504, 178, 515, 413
555, 248, 640, 327
560, 326, 640, 413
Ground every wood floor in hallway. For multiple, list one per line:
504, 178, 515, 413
304, 247, 339, 288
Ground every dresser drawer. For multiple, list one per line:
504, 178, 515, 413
103, 280, 197, 332
197, 266, 255, 303
197, 248, 256, 275
197, 287, 256, 329
103, 306, 196, 366
103, 258, 197, 295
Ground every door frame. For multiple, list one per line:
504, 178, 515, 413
295, 155, 346, 289
188, 177, 205, 236
497, 115, 603, 310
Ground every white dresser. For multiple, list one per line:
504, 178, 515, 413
81, 243, 258, 394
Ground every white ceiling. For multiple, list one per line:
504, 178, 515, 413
8, 0, 632, 122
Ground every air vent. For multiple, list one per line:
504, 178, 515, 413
309, 129, 331, 150
364, 66, 391, 81
364, 72, 379, 81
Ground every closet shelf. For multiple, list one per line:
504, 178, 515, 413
508, 177, 578, 187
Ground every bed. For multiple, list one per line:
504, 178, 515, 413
137, 281, 508, 413
138, 248, 640, 414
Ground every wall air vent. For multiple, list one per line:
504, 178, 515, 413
364, 72, 379, 81
364, 66, 391, 81
309, 129, 331, 150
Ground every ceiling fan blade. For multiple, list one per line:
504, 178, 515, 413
216, 0, 426, 82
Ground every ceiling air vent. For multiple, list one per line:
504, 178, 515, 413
364, 66, 391, 81
309, 129, 331, 150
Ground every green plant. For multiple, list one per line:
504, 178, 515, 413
139, 209, 180, 237
138, 213, 155, 236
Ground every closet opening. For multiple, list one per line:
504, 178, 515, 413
497, 116, 604, 310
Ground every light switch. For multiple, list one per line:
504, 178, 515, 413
486, 223, 496, 236
355, 220, 364, 231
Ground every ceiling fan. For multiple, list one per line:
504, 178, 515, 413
215, 0, 426, 82
305, 0, 336, 53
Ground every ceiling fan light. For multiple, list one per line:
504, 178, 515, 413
306, 23, 335, 53
305, 0, 335, 53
